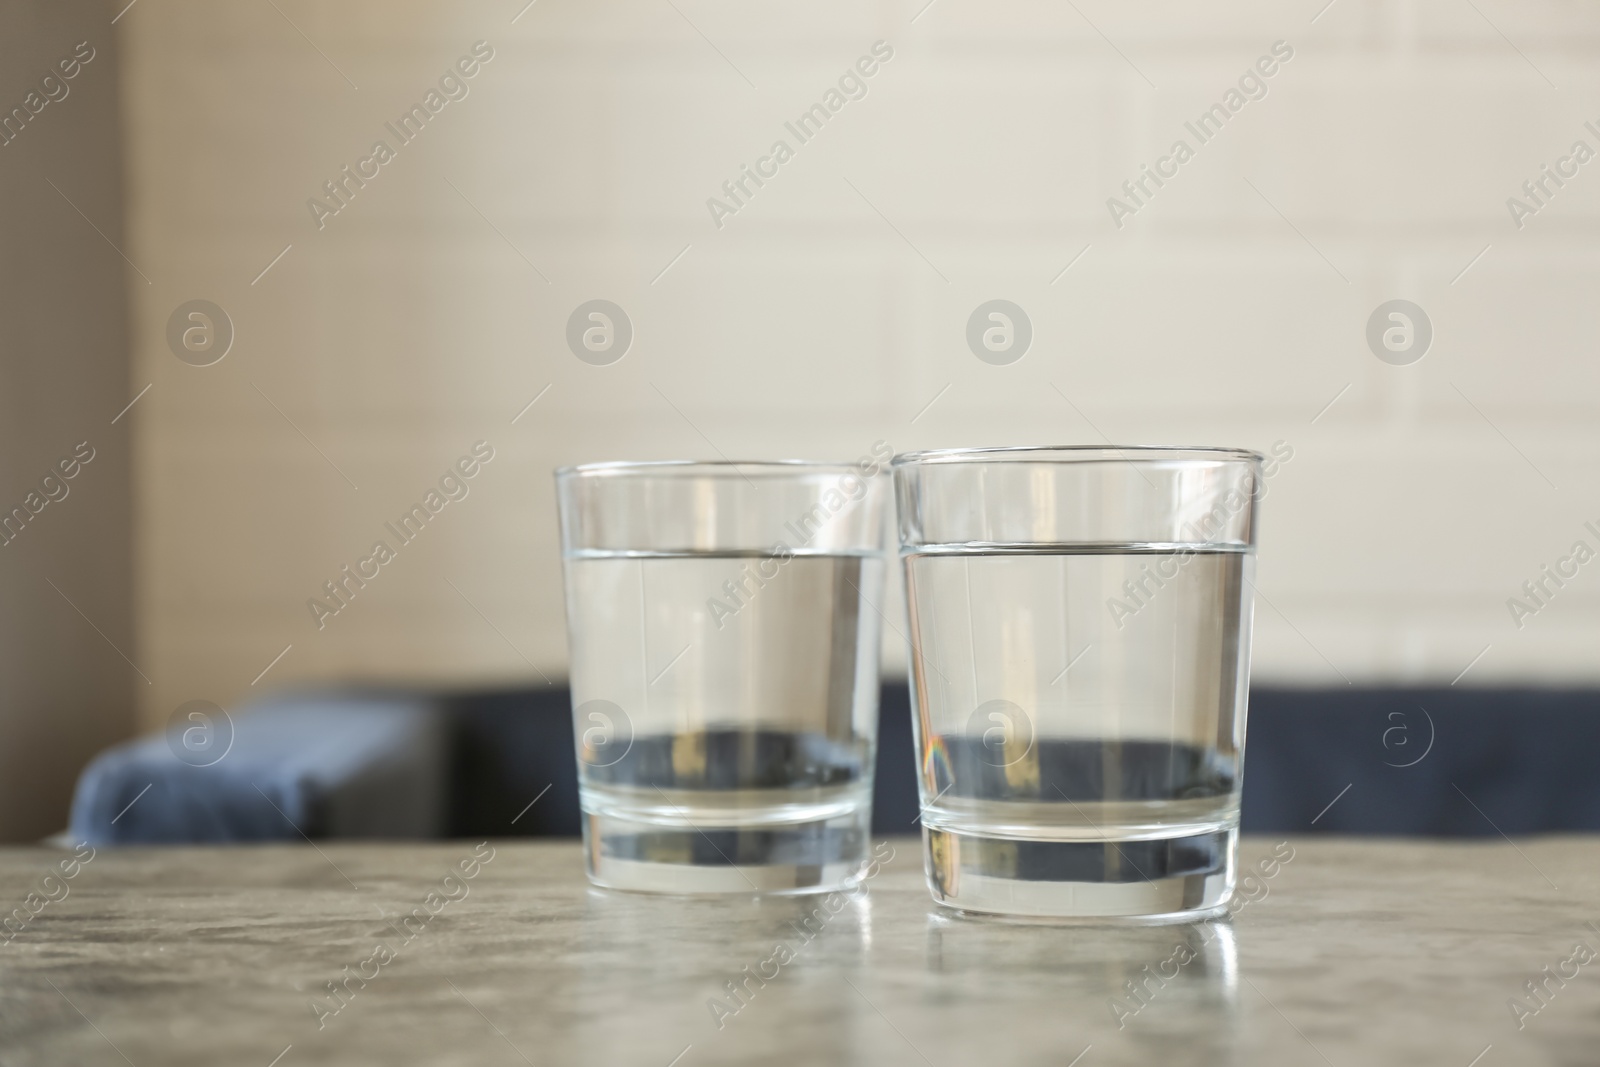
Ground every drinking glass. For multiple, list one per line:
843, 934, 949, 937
892, 446, 1262, 920
556, 459, 890, 894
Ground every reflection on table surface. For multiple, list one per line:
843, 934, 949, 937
1, 836, 1596, 1066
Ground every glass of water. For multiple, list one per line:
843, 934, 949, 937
893, 446, 1262, 921
555, 458, 890, 894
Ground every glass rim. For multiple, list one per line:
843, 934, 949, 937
891, 444, 1264, 466
555, 459, 883, 480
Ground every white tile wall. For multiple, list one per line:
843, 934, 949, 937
121, 0, 1600, 728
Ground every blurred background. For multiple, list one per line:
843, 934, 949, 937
3, 0, 1598, 841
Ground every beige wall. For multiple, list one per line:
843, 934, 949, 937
0, 1, 134, 838
120, 0, 1600, 731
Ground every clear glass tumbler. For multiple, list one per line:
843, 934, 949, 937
556, 459, 890, 894
893, 446, 1262, 921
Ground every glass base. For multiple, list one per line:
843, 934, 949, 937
583, 808, 870, 896
923, 825, 1236, 921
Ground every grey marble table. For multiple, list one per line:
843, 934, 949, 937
1, 836, 1597, 1066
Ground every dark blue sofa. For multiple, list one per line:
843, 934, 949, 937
70, 685, 1600, 844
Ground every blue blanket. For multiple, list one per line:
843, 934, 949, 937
70, 692, 445, 845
